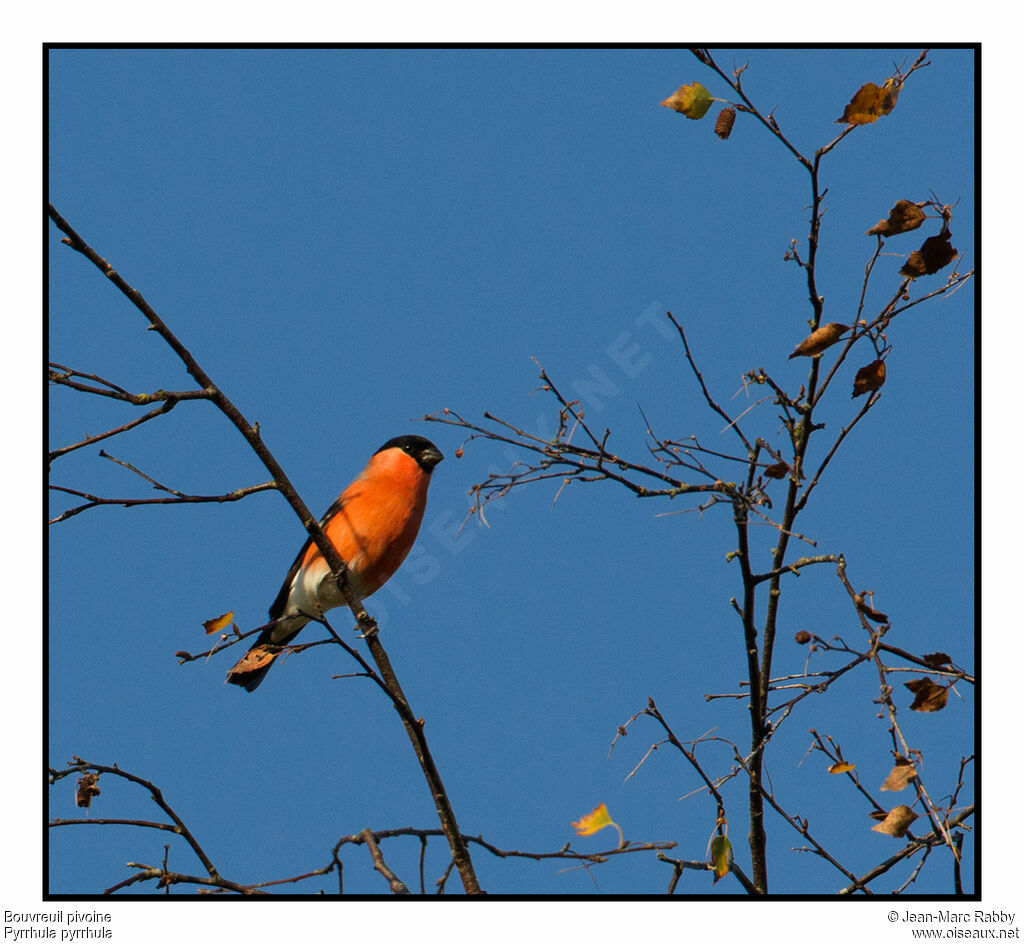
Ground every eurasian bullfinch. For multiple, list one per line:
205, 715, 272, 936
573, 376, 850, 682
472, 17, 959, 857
226, 435, 444, 691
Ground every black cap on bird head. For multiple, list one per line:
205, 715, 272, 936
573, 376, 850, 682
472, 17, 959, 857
375, 435, 445, 473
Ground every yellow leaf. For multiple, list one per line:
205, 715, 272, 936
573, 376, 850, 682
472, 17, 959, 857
660, 82, 713, 120
828, 762, 856, 774
571, 802, 614, 837
710, 835, 733, 884
837, 82, 883, 124
203, 610, 236, 635
836, 78, 902, 125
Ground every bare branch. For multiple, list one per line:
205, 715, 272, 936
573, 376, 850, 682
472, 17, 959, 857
358, 828, 411, 894
666, 312, 752, 453
49, 362, 211, 406
838, 804, 974, 895
49, 757, 224, 883
48, 480, 279, 524
49, 204, 483, 895
48, 397, 180, 464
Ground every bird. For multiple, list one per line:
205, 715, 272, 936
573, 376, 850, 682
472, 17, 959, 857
226, 434, 444, 691
788, 322, 849, 360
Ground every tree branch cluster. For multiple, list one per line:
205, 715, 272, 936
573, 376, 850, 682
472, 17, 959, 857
48, 47, 973, 895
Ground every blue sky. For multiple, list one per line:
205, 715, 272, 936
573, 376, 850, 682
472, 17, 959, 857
43, 43, 977, 925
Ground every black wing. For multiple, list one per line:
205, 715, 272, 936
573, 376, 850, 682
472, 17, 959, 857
267, 495, 345, 620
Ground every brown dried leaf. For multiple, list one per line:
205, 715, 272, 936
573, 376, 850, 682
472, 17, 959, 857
788, 322, 849, 360
881, 757, 917, 792
203, 610, 235, 635
76, 772, 101, 809
764, 460, 790, 479
900, 232, 958, 278
855, 593, 889, 624
794, 630, 812, 645
871, 804, 918, 837
905, 677, 949, 712
852, 360, 887, 398
866, 199, 927, 237
225, 645, 283, 689
922, 651, 953, 668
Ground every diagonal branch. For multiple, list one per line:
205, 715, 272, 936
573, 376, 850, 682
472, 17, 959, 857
666, 312, 752, 454
48, 204, 482, 895
48, 398, 180, 463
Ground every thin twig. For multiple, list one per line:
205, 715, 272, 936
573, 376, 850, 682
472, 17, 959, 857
48, 481, 279, 524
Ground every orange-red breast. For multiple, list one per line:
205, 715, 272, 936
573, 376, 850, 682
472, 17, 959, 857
226, 435, 444, 691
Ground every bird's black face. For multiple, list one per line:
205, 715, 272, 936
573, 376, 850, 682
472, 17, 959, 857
376, 435, 445, 472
